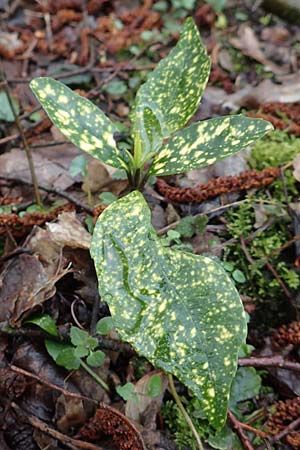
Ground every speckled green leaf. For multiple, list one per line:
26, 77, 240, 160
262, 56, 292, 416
132, 17, 210, 153
150, 115, 273, 176
30, 77, 124, 169
91, 191, 247, 429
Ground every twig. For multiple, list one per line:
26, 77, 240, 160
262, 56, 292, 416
0, 67, 42, 206
30, 140, 69, 148
167, 374, 204, 450
10, 365, 97, 404
0, 133, 18, 146
7, 64, 155, 84
240, 236, 255, 264
236, 421, 267, 439
0, 175, 93, 214
265, 260, 292, 299
11, 402, 104, 450
240, 236, 295, 310
270, 416, 300, 443
227, 410, 255, 450
0, 325, 135, 355
256, 416, 300, 450
238, 355, 300, 372
0, 248, 32, 263
157, 199, 249, 236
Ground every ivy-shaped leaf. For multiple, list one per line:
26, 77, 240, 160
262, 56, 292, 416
91, 191, 247, 429
132, 17, 210, 153
150, 115, 273, 176
30, 77, 125, 169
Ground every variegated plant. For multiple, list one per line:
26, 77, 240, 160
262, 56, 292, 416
30, 18, 273, 434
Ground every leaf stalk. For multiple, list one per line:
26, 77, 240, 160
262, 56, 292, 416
167, 374, 204, 450
80, 359, 110, 392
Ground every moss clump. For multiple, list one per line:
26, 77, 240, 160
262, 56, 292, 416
249, 130, 300, 170
222, 131, 300, 325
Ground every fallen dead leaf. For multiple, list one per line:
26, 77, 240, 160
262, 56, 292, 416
0, 148, 74, 190
0, 250, 69, 327
204, 75, 300, 112
230, 24, 285, 75
82, 159, 112, 194
46, 211, 91, 250
125, 371, 168, 426
0, 31, 23, 52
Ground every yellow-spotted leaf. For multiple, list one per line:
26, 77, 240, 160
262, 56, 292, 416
30, 77, 125, 169
150, 115, 273, 176
91, 191, 247, 430
132, 17, 210, 154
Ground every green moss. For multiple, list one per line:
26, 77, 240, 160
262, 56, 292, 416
249, 130, 300, 170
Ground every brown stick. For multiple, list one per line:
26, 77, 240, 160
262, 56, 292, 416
237, 421, 267, 439
0, 175, 93, 214
10, 365, 97, 404
227, 410, 255, 450
239, 355, 300, 372
11, 402, 104, 450
265, 260, 292, 300
0, 67, 42, 206
256, 416, 300, 450
270, 416, 300, 443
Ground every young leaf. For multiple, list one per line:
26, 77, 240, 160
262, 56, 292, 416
74, 344, 90, 358
69, 155, 87, 177
96, 316, 114, 335
26, 313, 59, 337
70, 326, 89, 346
91, 191, 247, 430
30, 77, 125, 169
87, 350, 105, 367
116, 383, 136, 401
45, 340, 80, 370
146, 373, 163, 398
56, 348, 81, 370
150, 115, 273, 176
132, 17, 210, 152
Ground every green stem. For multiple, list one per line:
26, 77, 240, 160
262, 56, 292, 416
80, 359, 110, 392
133, 131, 143, 170
167, 374, 204, 450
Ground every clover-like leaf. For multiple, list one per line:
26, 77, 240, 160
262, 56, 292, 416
87, 350, 105, 367
30, 77, 125, 169
70, 326, 89, 346
150, 115, 273, 176
132, 17, 210, 153
91, 191, 247, 429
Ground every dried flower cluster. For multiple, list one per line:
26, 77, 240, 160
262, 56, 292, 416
272, 321, 300, 347
266, 397, 300, 448
156, 167, 280, 203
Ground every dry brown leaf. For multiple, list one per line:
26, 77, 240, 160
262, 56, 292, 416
125, 371, 168, 425
82, 160, 111, 194
230, 24, 285, 74
46, 211, 91, 250
0, 148, 73, 190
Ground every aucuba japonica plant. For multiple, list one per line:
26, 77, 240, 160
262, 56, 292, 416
30, 18, 273, 433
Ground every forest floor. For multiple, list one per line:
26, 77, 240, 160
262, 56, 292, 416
1, 1, 300, 449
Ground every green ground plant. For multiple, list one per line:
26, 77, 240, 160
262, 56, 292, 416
30, 17, 272, 446
223, 130, 300, 323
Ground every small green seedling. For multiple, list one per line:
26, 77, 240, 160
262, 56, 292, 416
30, 17, 273, 442
44, 323, 109, 391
